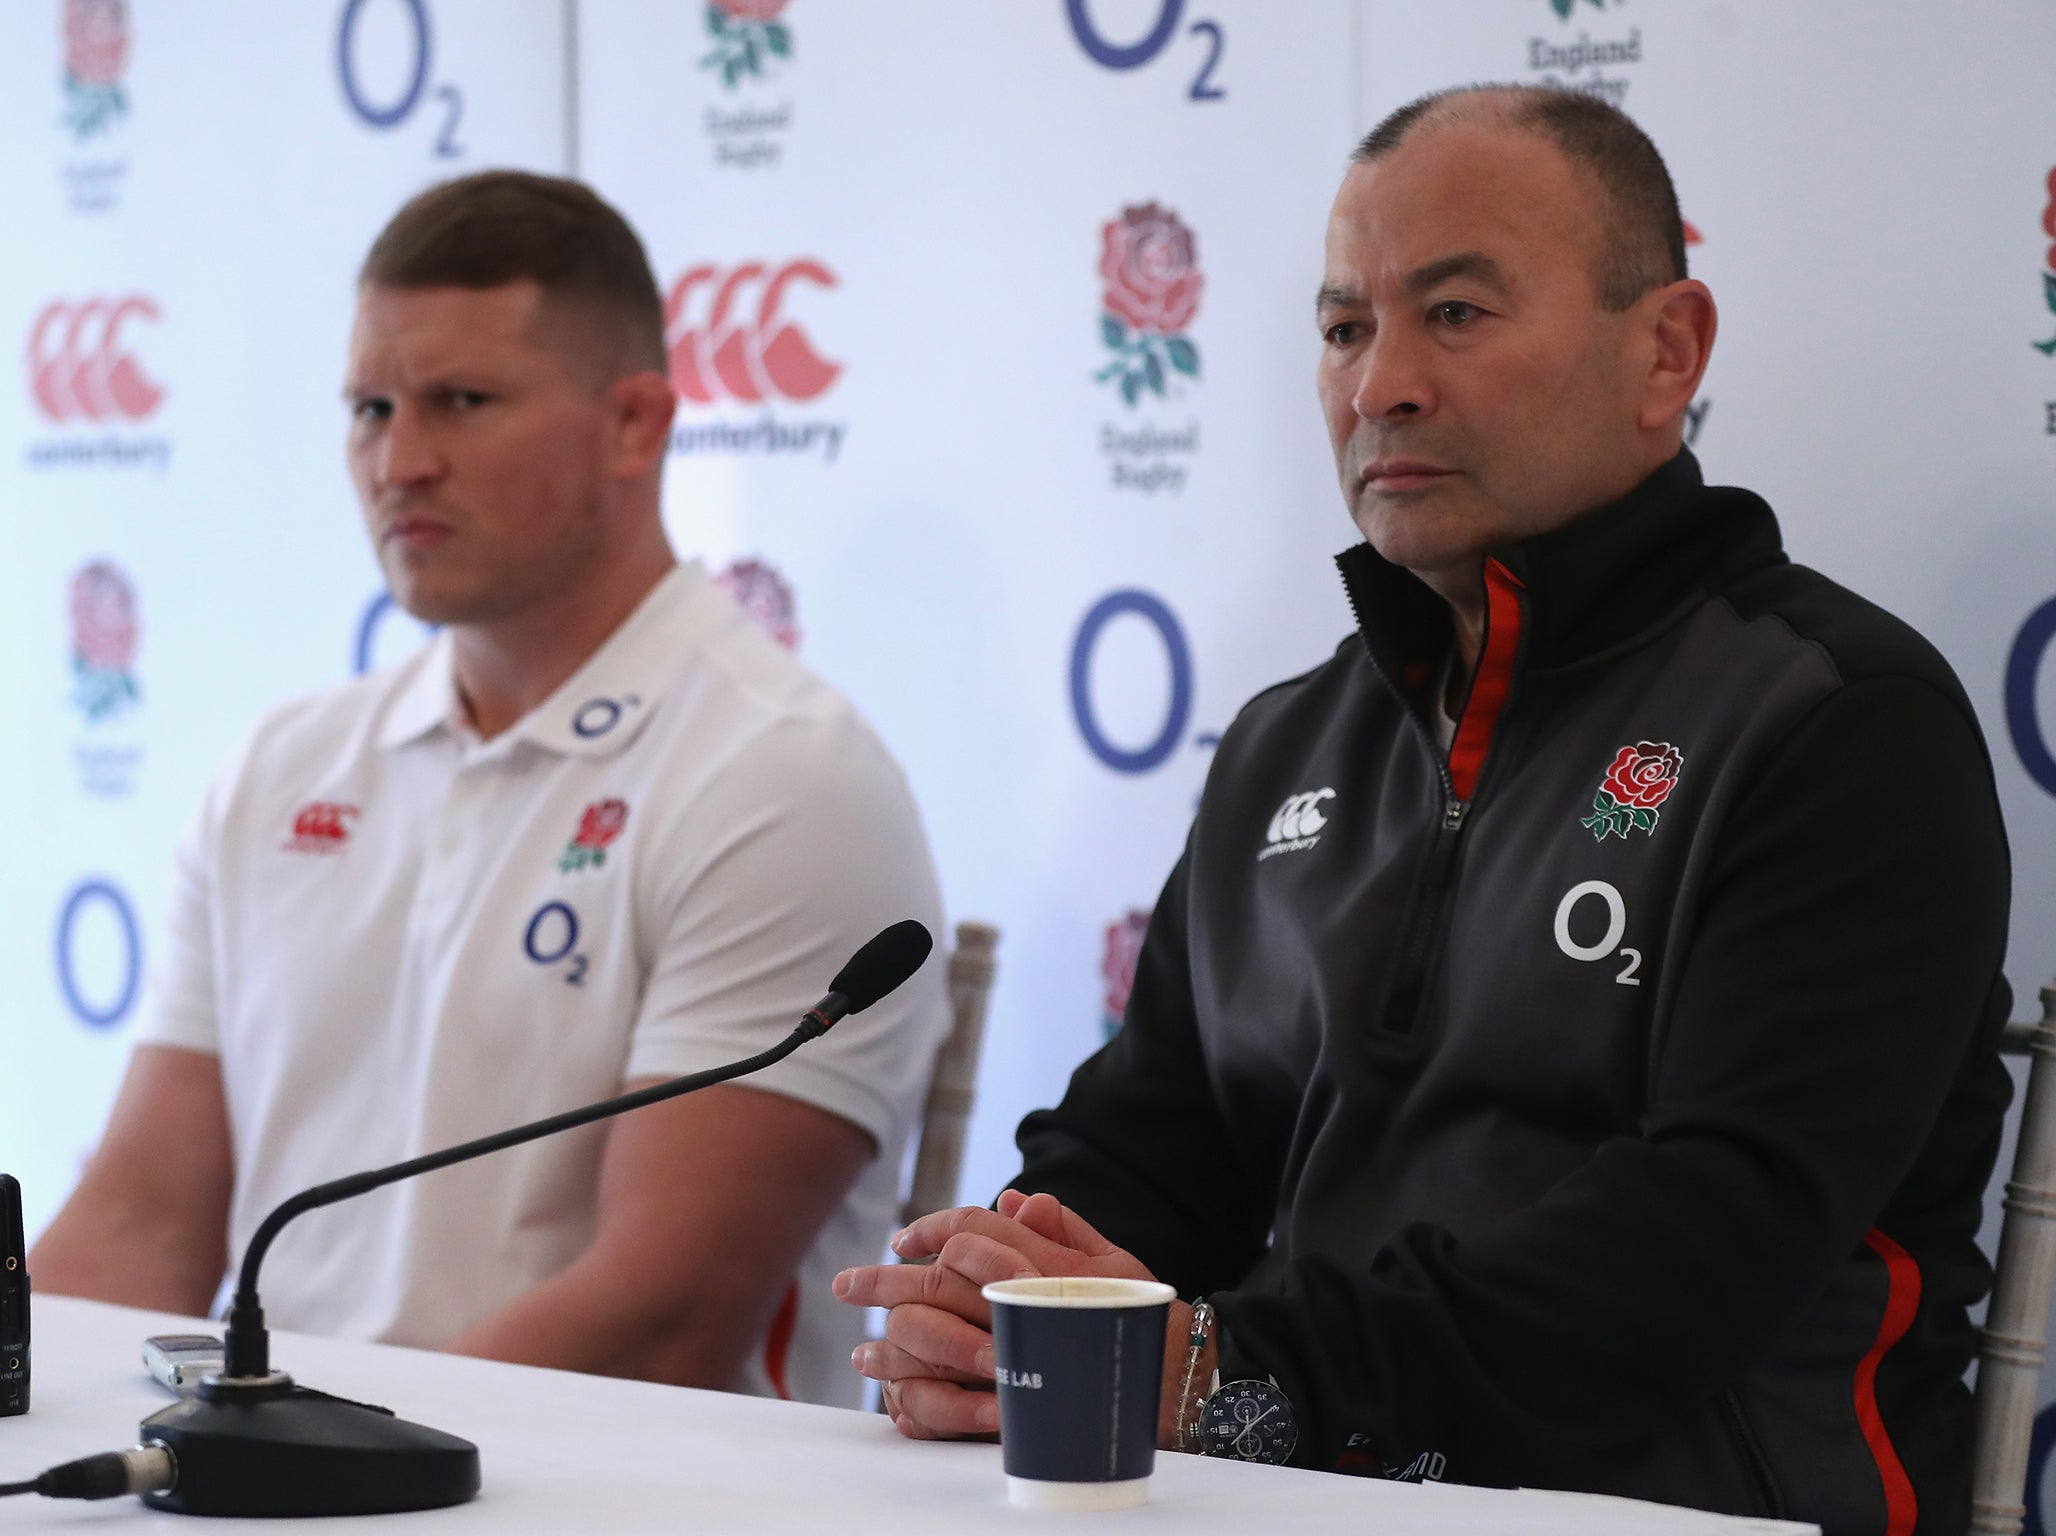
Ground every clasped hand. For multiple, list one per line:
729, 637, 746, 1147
833, 1189, 1187, 1443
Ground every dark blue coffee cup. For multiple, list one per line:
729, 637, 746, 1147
981, 1277, 1176, 1510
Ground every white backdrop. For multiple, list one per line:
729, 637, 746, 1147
3, 0, 2054, 1513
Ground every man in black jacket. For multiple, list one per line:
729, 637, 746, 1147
835, 85, 2011, 1535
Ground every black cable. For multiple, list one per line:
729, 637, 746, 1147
0, 1446, 177, 1500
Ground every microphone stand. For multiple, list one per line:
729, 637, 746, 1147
137, 1016, 835, 1517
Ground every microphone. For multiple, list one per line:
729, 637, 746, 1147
816, 916, 936, 1026
101, 920, 933, 1518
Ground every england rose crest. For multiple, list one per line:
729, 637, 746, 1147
1095, 203, 1203, 407
61, 0, 130, 141
2035, 166, 2056, 357
1100, 908, 1151, 1041
69, 559, 140, 722
559, 798, 629, 873
700, 0, 791, 89
1581, 741, 1682, 841
715, 557, 800, 651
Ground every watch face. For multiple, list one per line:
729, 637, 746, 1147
1197, 1379, 1298, 1464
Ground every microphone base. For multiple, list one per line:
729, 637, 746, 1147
138, 1373, 480, 1517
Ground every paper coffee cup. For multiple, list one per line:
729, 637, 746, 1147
981, 1276, 1176, 1510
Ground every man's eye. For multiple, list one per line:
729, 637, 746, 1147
1432, 301, 1478, 327
350, 398, 391, 424
1323, 321, 1363, 346
448, 389, 490, 410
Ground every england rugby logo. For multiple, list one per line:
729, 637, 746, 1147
69, 559, 140, 722
1095, 203, 1203, 408
559, 798, 629, 873
1100, 909, 1150, 1041
1580, 741, 1682, 841
700, 0, 791, 89
716, 557, 800, 650
61, 0, 130, 141
2035, 167, 2056, 357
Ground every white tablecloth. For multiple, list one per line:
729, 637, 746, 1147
0, 1297, 1816, 1533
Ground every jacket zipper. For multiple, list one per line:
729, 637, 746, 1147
1366, 561, 1526, 1043
1374, 786, 1470, 1041
1719, 1390, 1787, 1519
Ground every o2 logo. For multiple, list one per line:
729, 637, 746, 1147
524, 901, 588, 987
2006, 598, 2056, 797
1069, 589, 1217, 775
55, 878, 142, 1029
572, 698, 637, 739
1065, 0, 1226, 102
336, 0, 464, 157
353, 591, 437, 676
1553, 880, 1642, 986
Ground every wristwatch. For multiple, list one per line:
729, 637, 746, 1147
1175, 1298, 1299, 1465
1194, 1375, 1299, 1464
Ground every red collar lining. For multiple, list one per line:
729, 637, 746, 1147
1446, 559, 1525, 802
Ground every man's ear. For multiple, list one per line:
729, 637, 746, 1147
605, 370, 678, 480
1638, 279, 1717, 433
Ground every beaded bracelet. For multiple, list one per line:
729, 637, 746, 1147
1171, 1298, 1215, 1452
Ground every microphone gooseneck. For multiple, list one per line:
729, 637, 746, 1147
221, 1028, 814, 1379
222, 917, 932, 1379
125, 919, 932, 1518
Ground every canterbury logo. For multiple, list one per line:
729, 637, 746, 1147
665, 260, 842, 404
283, 801, 358, 855
1260, 789, 1334, 860
28, 295, 166, 422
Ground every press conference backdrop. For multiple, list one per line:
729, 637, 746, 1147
2, 0, 2052, 1503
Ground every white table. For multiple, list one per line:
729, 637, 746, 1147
0, 1297, 1815, 1533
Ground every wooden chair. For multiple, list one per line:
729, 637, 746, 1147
1972, 981, 2056, 1534
869, 922, 1002, 1411
899, 921, 1000, 1228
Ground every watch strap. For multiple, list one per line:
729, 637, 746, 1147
1171, 1298, 1215, 1453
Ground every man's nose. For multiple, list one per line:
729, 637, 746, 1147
1350, 329, 1435, 422
374, 407, 445, 488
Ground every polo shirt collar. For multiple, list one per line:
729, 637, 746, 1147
375, 562, 718, 759
378, 632, 461, 751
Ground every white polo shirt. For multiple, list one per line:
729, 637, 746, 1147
136, 562, 948, 1407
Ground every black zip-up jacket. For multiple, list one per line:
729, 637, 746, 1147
1015, 451, 2012, 1534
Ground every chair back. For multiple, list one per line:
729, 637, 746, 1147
899, 921, 999, 1228
1972, 982, 2056, 1535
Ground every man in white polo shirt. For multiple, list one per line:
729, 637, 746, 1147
31, 171, 948, 1408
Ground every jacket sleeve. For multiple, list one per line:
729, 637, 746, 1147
1185, 677, 2008, 1481
1013, 841, 1276, 1298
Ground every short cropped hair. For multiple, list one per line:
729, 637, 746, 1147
359, 170, 667, 375
1354, 85, 1687, 312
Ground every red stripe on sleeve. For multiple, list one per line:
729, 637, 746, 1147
1855, 1228, 1922, 1536
1447, 559, 1525, 802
